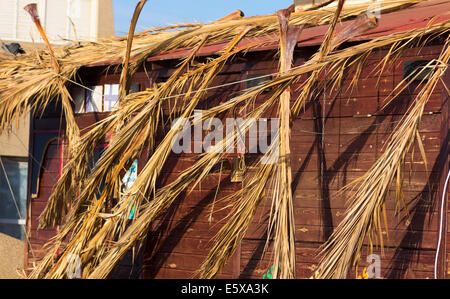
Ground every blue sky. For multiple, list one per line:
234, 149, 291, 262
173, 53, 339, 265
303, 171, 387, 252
113, 0, 293, 36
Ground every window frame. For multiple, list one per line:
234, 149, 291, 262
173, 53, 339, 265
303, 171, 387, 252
71, 71, 153, 115
0, 156, 29, 240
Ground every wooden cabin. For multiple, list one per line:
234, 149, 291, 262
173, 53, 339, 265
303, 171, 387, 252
24, 0, 450, 279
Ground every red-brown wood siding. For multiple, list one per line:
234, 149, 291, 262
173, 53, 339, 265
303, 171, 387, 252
26, 44, 449, 279
26, 133, 66, 268
237, 45, 448, 279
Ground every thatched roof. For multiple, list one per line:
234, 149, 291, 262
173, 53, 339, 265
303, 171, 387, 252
1, 0, 449, 279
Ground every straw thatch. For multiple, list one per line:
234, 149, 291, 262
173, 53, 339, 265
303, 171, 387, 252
1, 0, 449, 279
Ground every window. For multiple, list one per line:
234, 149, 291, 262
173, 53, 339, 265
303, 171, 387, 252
88, 145, 108, 199
246, 73, 273, 94
72, 83, 140, 114
104, 84, 120, 112
403, 60, 435, 81
86, 85, 104, 113
0, 157, 28, 240
246, 73, 271, 89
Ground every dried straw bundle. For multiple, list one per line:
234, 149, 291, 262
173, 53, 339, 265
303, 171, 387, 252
316, 37, 450, 279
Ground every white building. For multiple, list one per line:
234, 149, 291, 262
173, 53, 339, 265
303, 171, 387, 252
0, 0, 115, 44
0, 0, 115, 278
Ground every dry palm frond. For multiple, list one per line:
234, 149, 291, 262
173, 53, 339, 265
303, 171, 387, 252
214, 9, 245, 23
68, 20, 450, 280
38, 28, 264, 230
38, 34, 211, 229
292, 0, 347, 115
0, 0, 422, 136
31, 29, 255, 279
92, 86, 287, 279
199, 11, 450, 281
268, 5, 303, 280
201, 0, 341, 279
23, 4, 80, 150
30, 37, 212, 277
118, 0, 148, 102
198, 153, 278, 279
22, 0, 450, 279
105, 27, 252, 229
330, 11, 379, 50
85, 80, 287, 278
31, 18, 450, 278
201, 1, 346, 280
61, 56, 293, 279
316, 38, 450, 279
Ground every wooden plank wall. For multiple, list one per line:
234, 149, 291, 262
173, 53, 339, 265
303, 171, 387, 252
25, 72, 153, 276
143, 45, 448, 279
25, 116, 103, 271
240, 45, 447, 279
143, 69, 249, 279
26, 136, 62, 268
25, 44, 448, 279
